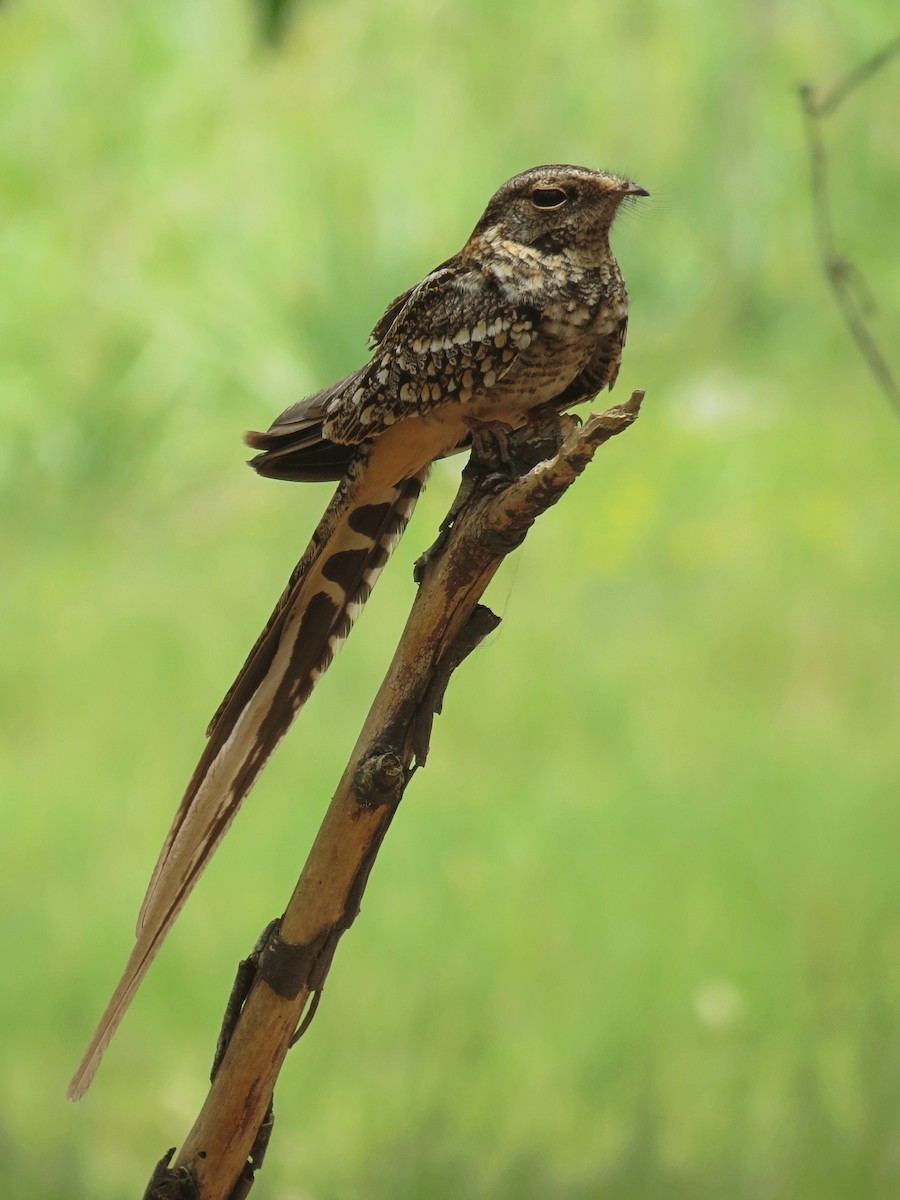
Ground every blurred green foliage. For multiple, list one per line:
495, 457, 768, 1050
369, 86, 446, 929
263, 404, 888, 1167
2, 1, 899, 1197
254, 0, 303, 46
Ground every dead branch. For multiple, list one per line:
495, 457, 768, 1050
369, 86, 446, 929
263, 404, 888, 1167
144, 391, 644, 1199
799, 35, 900, 416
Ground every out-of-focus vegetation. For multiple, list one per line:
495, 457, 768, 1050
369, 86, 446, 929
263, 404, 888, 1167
2, 2, 899, 1197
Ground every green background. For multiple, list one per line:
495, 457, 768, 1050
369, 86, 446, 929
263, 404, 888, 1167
2, 2, 899, 1196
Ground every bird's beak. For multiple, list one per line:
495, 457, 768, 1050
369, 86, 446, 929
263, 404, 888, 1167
618, 182, 650, 197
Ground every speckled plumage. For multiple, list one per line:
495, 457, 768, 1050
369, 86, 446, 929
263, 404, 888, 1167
248, 164, 646, 478
69, 166, 647, 1100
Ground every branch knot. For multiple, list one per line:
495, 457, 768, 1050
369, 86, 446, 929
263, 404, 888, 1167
353, 751, 406, 808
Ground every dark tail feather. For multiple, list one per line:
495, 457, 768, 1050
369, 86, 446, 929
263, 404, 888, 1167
248, 434, 358, 483
244, 371, 365, 482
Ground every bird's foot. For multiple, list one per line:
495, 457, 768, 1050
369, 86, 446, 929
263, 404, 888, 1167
463, 417, 517, 472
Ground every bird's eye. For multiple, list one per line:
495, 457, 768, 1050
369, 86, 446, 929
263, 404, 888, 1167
531, 187, 569, 210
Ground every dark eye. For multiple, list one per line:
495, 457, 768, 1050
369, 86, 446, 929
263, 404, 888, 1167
531, 187, 569, 210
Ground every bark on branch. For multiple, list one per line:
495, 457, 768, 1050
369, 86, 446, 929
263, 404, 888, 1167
145, 390, 645, 1199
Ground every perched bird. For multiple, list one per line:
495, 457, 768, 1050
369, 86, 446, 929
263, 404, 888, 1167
68, 164, 647, 1098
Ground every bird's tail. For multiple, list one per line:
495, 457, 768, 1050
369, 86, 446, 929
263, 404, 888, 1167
67, 449, 428, 1099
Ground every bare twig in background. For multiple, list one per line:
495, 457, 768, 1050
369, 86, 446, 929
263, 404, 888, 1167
143, 393, 644, 1199
799, 34, 900, 416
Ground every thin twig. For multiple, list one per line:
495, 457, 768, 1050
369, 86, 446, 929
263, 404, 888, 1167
806, 33, 900, 117
799, 35, 900, 416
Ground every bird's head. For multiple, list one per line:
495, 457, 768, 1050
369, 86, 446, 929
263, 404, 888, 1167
471, 164, 648, 256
